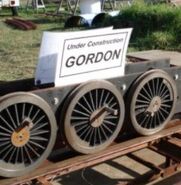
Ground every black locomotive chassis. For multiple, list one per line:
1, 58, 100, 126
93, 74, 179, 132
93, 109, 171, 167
1, 58, 181, 115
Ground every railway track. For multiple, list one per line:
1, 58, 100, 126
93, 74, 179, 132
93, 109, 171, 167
1, 119, 181, 185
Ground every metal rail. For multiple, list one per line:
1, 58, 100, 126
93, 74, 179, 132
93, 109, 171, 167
1, 120, 181, 185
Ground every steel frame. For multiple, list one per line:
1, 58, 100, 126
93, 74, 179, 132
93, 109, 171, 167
0, 120, 180, 185
0, 58, 180, 184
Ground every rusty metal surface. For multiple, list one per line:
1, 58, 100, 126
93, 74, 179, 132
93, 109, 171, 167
5, 18, 37, 30
0, 120, 181, 185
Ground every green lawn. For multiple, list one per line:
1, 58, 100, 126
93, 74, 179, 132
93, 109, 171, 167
0, 7, 66, 81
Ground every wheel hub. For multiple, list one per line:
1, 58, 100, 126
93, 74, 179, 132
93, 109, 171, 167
90, 108, 107, 128
11, 128, 30, 147
146, 96, 161, 116
11, 118, 33, 147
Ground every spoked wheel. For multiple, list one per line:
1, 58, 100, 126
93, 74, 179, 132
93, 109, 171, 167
128, 69, 177, 135
62, 80, 125, 154
0, 92, 57, 177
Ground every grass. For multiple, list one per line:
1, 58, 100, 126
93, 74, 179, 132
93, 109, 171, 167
0, 7, 66, 81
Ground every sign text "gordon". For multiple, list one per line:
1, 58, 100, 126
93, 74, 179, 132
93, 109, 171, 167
65, 49, 121, 68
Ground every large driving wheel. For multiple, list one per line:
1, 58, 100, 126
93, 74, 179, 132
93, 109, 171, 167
128, 69, 177, 135
62, 80, 125, 154
0, 92, 57, 177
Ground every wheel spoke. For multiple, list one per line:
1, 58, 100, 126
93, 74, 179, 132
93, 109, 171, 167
135, 104, 148, 110
72, 120, 88, 127
158, 109, 166, 120
0, 137, 10, 141
93, 128, 97, 146
89, 91, 95, 111
138, 113, 148, 127
0, 143, 12, 155
144, 116, 151, 128
15, 147, 20, 164
105, 115, 118, 119
32, 122, 48, 132
159, 84, 167, 98
8, 147, 16, 163
87, 128, 94, 144
161, 103, 172, 108
97, 127, 102, 144
102, 123, 113, 134
83, 127, 93, 141
71, 116, 89, 120
142, 86, 152, 100
73, 108, 90, 117
158, 78, 164, 96
107, 96, 114, 106
2, 145, 14, 160
22, 103, 26, 120
31, 130, 49, 136
103, 92, 110, 105
151, 79, 156, 96
162, 99, 173, 104
109, 102, 117, 108
32, 109, 41, 122
135, 108, 146, 116
155, 78, 160, 96
146, 81, 154, 98
30, 136, 48, 141
29, 140, 46, 150
96, 89, 99, 109
100, 125, 108, 140
0, 115, 14, 133
75, 124, 88, 133
77, 102, 91, 114
103, 120, 116, 126
26, 143, 40, 157
160, 88, 169, 99
0, 140, 11, 148
14, 104, 20, 126
5, 108, 16, 130
138, 91, 151, 102
79, 125, 91, 138
33, 115, 46, 127
136, 99, 150, 104
83, 96, 93, 112
99, 89, 105, 108
28, 105, 33, 118
20, 147, 24, 163
0, 132, 11, 137
159, 106, 170, 115
24, 145, 33, 163
0, 124, 12, 134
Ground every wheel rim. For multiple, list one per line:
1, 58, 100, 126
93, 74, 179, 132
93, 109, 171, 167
130, 70, 177, 135
63, 81, 125, 154
0, 92, 57, 177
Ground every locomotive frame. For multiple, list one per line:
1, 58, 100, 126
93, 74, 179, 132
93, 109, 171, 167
0, 57, 180, 177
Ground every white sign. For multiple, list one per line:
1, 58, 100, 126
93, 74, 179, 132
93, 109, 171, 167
35, 27, 132, 87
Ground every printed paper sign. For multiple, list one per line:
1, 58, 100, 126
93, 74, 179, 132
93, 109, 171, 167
35, 27, 132, 87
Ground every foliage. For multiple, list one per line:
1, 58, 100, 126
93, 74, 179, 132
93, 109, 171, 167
107, 2, 181, 50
